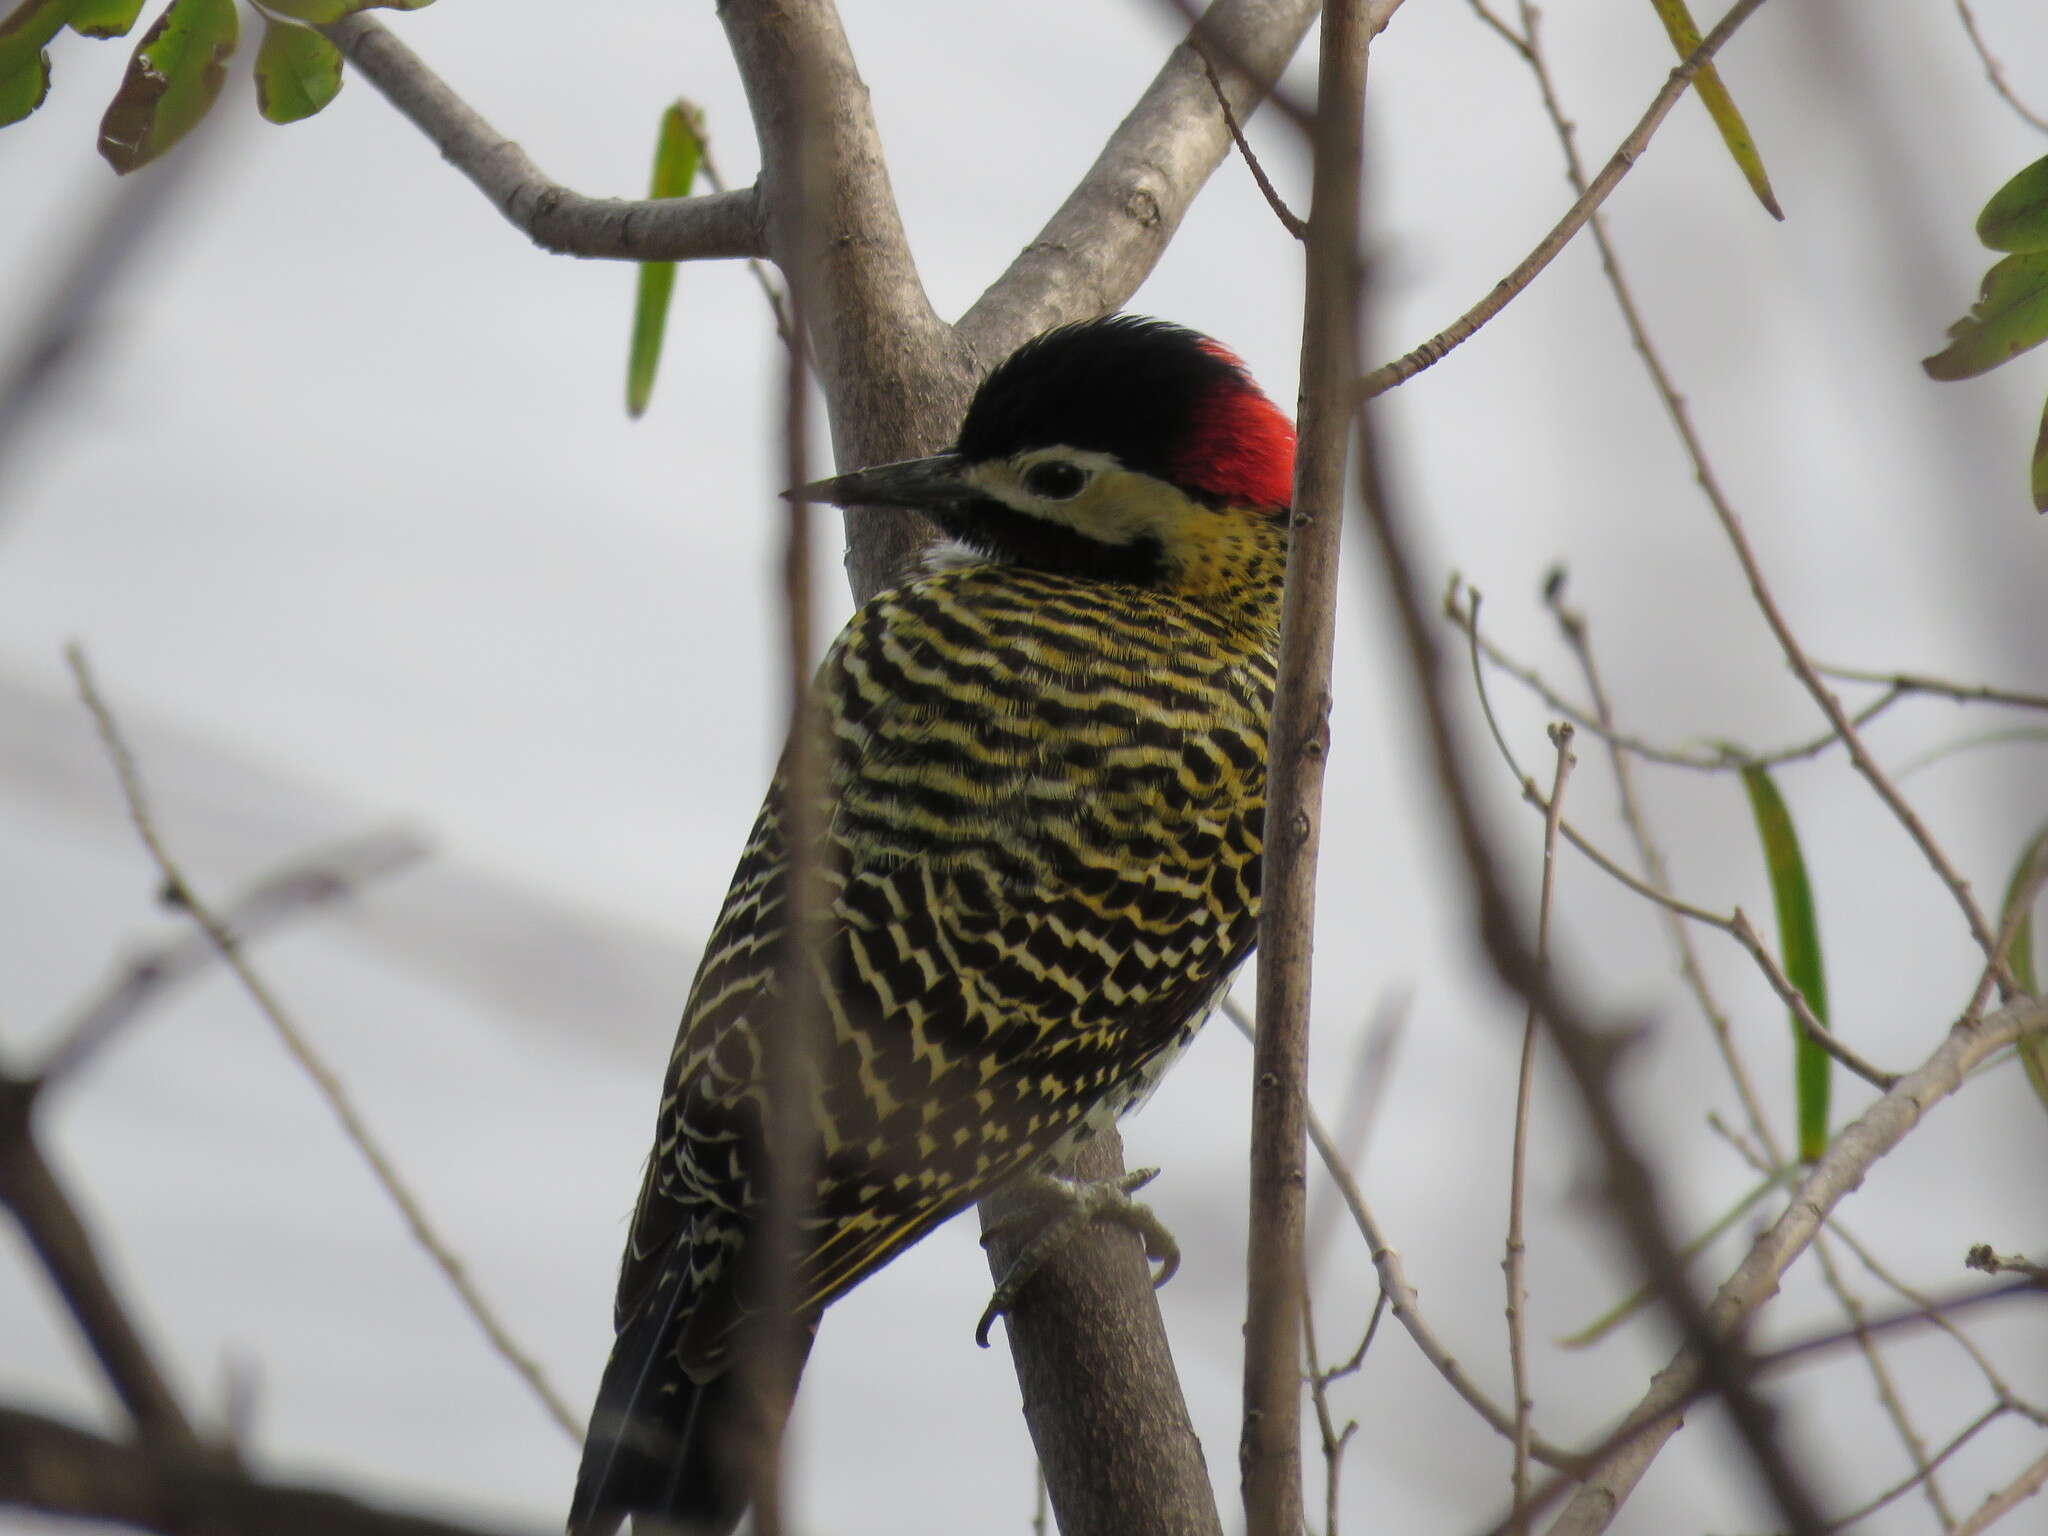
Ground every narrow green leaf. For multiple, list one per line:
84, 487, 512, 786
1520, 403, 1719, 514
1978, 154, 2048, 254
1647, 0, 1783, 220
253, 15, 339, 123
2034, 395, 2048, 514
1997, 823, 2048, 1112
1922, 253, 2048, 382
68, 0, 144, 37
626, 100, 703, 418
0, 0, 77, 84
0, 44, 49, 124
1741, 766, 1830, 1162
96, 0, 235, 172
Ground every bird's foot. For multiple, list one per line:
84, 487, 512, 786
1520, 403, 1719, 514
974, 1167, 1180, 1347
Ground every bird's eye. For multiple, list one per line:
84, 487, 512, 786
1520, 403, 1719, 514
1022, 460, 1088, 500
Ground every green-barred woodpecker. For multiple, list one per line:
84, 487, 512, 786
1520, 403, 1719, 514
570, 316, 1295, 1535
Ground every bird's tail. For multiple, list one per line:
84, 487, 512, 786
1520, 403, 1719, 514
569, 1264, 815, 1536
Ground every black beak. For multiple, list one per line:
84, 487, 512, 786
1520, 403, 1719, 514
786, 452, 971, 513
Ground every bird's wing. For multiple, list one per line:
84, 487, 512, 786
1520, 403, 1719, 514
614, 566, 1272, 1343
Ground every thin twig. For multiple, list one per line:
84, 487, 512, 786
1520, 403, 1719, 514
65, 645, 581, 1445
1948, 0, 2048, 136
695, 143, 802, 355
1448, 578, 1906, 774
1298, 1269, 1360, 1536
1491, 31, 1971, 1514
37, 831, 427, 1088
1750, 1278, 2047, 1377
1965, 1245, 2048, 1284
1304, 991, 1410, 1275
1222, 999, 1589, 1477
1830, 1220, 2048, 1428
1814, 662, 2048, 715
0, 1402, 539, 1536
1540, 578, 1781, 1169
1544, 999, 2048, 1534
1190, 38, 1306, 237
1356, 0, 1772, 398
1467, 3, 2011, 980
1505, 725, 1574, 1533
1818, 1402, 2002, 1533
1808, 1234, 1955, 1529
1460, 586, 1900, 1094
1950, 1448, 2048, 1536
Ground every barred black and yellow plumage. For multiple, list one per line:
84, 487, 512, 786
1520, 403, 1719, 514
571, 316, 1295, 1536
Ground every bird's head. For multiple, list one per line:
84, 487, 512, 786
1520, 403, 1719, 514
795, 316, 1295, 593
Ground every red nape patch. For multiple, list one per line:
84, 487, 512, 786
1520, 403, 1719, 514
1174, 339, 1297, 512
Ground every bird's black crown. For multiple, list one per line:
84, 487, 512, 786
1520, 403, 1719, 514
955, 316, 1260, 501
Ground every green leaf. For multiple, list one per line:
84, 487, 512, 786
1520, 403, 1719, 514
1741, 766, 1830, 1162
1923, 253, 2048, 382
0, 43, 49, 124
1648, 0, 1783, 221
254, 15, 339, 122
2034, 395, 2048, 514
96, 0, 234, 172
68, 0, 144, 37
257, 0, 433, 19
626, 100, 704, 418
1997, 822, 2048, 1112
0, 0, 78, 84
1978, 154, 2048, 254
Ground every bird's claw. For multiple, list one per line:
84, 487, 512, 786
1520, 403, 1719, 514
975, 1167, 1181, 1348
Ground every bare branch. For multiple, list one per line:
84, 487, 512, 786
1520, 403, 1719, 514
977, 1129, 1225, 1536
1456, 585, 1900, 1094
320, 17, 765, 261
0, 1081, 197, 1447
1951, 1448, 2048, 1536
1448, 578, 1906, 774
1222, 999, 1588, 1478
0, 1403, 540, 1536
1830, 1220, 2048, 1428
1506, 726, 1575, 1533
1357, 0, 1772, 399
1806, 1236, 1954, 1527
1190, 38, 1306, 239
1539, 581, 1782, 1170
1948, 0, 2048, 136
1544, 998, 2048, 1535
37, 830, 426, 1088
1817, 1402, 2002, 1533
1451, 0, 2007, 977
1814, 661, 2048, 715
66, 646, 581, 1445
1243, 2, 1370, 1526
1965, 1245, 2048, 1284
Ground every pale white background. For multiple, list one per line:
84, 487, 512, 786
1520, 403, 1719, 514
3, 2, 2045, 1532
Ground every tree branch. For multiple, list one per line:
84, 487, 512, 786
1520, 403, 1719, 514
0, 1079, 197, 1448
1544, 998, 2048, 1535
0, 1404, 541, 1536
1242, 0, 1368, 1526
320, 17, 766, 261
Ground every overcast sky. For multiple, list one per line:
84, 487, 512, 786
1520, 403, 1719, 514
3, 3, 2046, 1533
